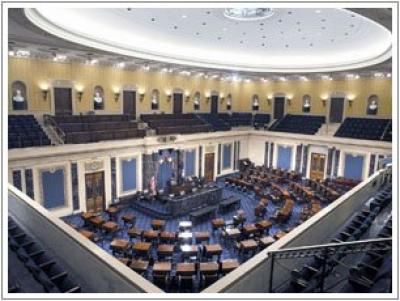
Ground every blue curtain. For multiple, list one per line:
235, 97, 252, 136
277, 146, 292, 170
344, 154, 364, 180
122, 158, 137, 192
157, 161, 173, 189
184, 149, 196, 177
42, 169, 65, 209
222, 144, 232, 169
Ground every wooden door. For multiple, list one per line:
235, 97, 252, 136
85, 171, 105, 213
204, 153, 215, 183
310, 153, 326, 180
273, 97, 285, 119
211, 95, 219, 114
329, 98, 344, 123
123, 91, 136, 117
173, 93, 183, 114
54, 88, 72, 115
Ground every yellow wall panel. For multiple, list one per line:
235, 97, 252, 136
9, 57, 392, 119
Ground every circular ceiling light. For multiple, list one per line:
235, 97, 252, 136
223, 8, 274, 21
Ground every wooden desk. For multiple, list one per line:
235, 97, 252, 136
128, 227, 143, 240
90, 216, 105, 228
130, 259, 149, 273
106, 206, 120, 220
78, 229, 95, 241
211, 218, 225, 230
199, 262, 219, 274
153, 262, 172, 275
157, 244, 174, 256
204, 244, 223, 257
132, 242, 152, 255
122, 213, 136, 224
81, 212, 95, 222
118, 257, 130, 266
160, 231, 177, 242
274, 231, 287, 240
143, 230, 159, 240
176, 262, 196, 275
259, 236, 276, 248
110, 239, 130, 253
102, 221, 119, 233
255, 220, 273, 232
240, 239, 258, 251
151, 219, 166, 230
223, 228, 241, 239
180, 245, 198, 256
221, 259, 240, 273
242, 224, 258, 235
194, 231, 210, 243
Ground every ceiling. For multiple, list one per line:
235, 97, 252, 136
8, 7, 392, 81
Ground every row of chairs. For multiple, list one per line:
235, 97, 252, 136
8, 216, 81, 293
269, 114, 325, 135
286, 184, 392, 293
334, 117, 391, 141
8, 115, 51, 149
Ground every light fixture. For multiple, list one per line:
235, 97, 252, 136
16, 50, 30, 57
53, 54, 67, 62
205, 92, 211, 102
347, 94, 355, 107
300, 76, 308, 81
279, 76, 286, 81
166, 90, 172, 102
139, 88, 146, 101
142, 64, 150, 71
41, 89, 49, 101
113, 87, 120, 102
9, 50, 15, 56
75, 85, 84, 101
116, 62, 125, 68
386, 73, 392, 78
286, 95, 292, 106
184, 90, 191, 102
321, 75, 332, 81
374, 72, 384, 78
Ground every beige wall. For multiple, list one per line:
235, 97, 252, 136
9, 57, 392, 118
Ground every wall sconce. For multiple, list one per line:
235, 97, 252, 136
267, 96, 272, 105
321, 98, 327, 107
347, 95, 355, 107
205, 92, 211, 102
220, 93, 225, 103
76, 91, 83, 102
348, 99, 353, 107
166, 90, 172, 102
41, 89, 49, 101
286, 97, 292, 106
139, 89, 145, 101
112, 87, 120, 102
185, 91, 190, 102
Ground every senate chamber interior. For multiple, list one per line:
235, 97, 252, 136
5, 5, 395, 296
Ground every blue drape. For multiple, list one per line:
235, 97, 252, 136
122, 158, 137, 192
42, 169, 65, 209
184, 149, 196, 177
344, 154, 364, 180
222, 144, 232, 169
277, 145, 292, 170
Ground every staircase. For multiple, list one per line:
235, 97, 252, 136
317, 123, 341, 136
35, 115, 64, 145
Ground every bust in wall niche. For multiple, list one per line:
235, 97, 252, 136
151, 95, 159, 110
368, 99, 378, 115
303, 98, 311, 113
93, 92, 103, 110
252, 97, 259, 111
194, 97, 200, 111
12, 90, 26, 110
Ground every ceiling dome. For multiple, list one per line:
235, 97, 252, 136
25, 8, 392, 73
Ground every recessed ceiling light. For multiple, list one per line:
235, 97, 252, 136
151, 18, 156, 22
288, 11, 292, 15
315, 10, 322, 14
206, 11, 211, 14
196, 32, 200, 35
386, 73, 391, 78
218, 37, 222, 40
116, 62, 125, 68
279, 76, 286, 81
321, 19, 326, 22
8, 50, 15, 56
174, 25, 178, 29
285, 44, 289, 48
309, 43, 314, 47
182, 14, 187, 19
202, 22, 207, 26
222, 27, 228, 31
16, 49, 30, 57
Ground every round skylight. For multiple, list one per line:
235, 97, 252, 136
223, 8, 275, 21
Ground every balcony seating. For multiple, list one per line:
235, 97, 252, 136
253, 114, 271, 129
269, 114, 325, 135
218, 113, 253, 127
195, 113, 231, 131
8, 115, 51, 149
8, 216, 81, 293
334, 118, 391, 141
141, 114, 212, 135
51, 115, 145, 144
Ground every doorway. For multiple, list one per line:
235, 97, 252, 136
123, 91, 136, 117
310, 153, 326, 180
54, 88, 72, 115
329, 98, 344, 123
204, 153, 215, 183
273, 97, 285, 119
85, 171, 105, 213
211, 95, 219, 114
173, 93, 183, 114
